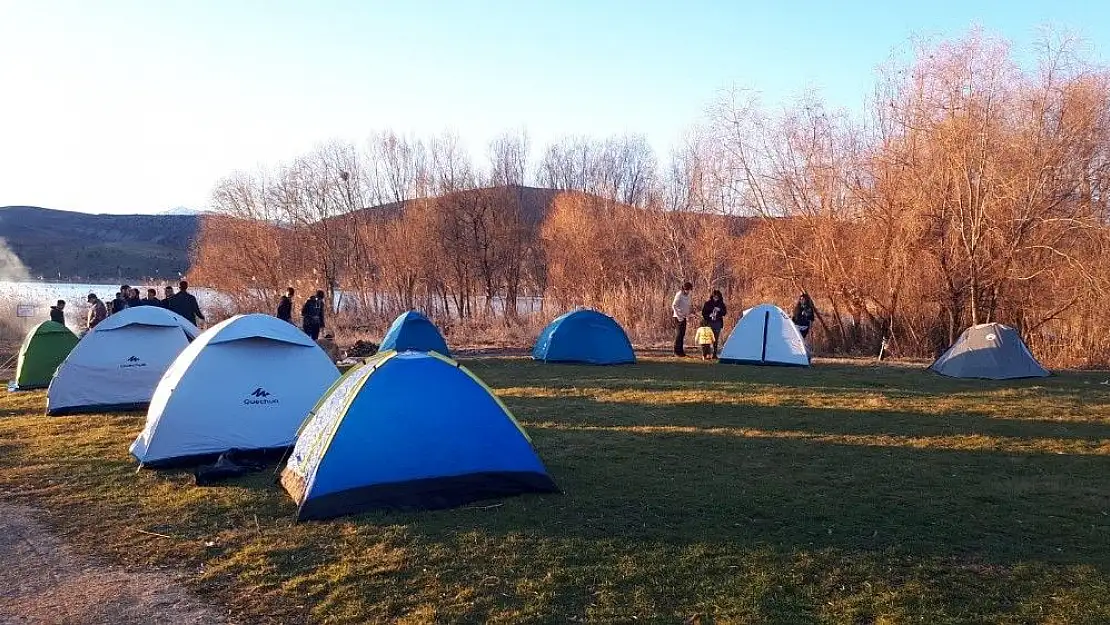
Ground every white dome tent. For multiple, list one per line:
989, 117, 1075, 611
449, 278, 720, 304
131, 314, 341, 466
47, 306, 200, 415
719, 304, 810, 367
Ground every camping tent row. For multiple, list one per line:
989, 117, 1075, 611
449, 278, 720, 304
74, 312, 558, 521
30, 309, 450, 416
14, 306, 1048, 408
715, 305, 1049, 378
13, 310, 1049, 517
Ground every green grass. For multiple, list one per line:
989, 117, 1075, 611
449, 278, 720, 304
1, 358, 1109, 624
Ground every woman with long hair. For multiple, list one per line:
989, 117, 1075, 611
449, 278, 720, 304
700, 290, 728, 359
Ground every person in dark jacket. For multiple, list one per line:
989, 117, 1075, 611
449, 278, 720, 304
166, 280, 204, 326
791, 292, 817, 338
276, 287, 295, 323
109, 291, 128, 315
49, 300, 65, 325
126, 287, 141, 308
162, 285, 175, 305
140, 288, 161, 306
700, 290, 728, 359
301, 291, 325, 340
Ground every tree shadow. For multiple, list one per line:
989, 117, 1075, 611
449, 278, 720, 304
420, 400, 1110, 569
500, 385, 1110, 444
467, 357, 1110, 398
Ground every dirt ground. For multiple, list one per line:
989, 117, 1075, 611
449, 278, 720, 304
0, 504, 230, 625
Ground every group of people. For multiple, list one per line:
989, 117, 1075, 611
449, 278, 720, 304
75, 280, 205, 333
671, 282, 818, 359
52, 281, 339, 359
275, 287, 329, 340
57, 278, 820, 362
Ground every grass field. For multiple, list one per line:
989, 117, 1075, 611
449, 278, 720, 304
1, 358, 1109, 624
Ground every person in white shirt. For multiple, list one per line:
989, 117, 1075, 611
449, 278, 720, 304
671, 282, 694, 356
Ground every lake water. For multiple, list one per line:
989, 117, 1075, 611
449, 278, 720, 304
0, 280, 545, 338
0, 281, 226, 336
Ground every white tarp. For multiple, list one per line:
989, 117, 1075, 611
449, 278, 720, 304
719, 303, 810, 366
47, 307, 199, 415
131, 314, 340, 465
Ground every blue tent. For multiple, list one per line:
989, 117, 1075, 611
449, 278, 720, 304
281, 350, 558, 520
379, 310, 450, 356
532, 309, 636, 365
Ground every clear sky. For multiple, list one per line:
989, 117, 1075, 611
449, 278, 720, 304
1, 0, 1106, 214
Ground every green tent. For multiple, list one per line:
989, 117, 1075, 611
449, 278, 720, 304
12, 321, 80, 391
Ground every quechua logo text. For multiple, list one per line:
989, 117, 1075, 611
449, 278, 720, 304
245, 387, 279, 405
120, 355, 146, 369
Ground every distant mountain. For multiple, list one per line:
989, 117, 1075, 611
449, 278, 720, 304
160, 206, 205, 216
0, 206, 199, 282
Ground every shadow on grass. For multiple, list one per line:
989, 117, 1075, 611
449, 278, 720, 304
465, 357, 1110, 398
513, 396, 1110, 444
402, 398, 1109, 567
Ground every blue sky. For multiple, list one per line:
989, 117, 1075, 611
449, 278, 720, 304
1, 0, 1106, 214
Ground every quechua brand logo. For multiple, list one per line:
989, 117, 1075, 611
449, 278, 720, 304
120, 355, 146, 369
245, 387, 279, 405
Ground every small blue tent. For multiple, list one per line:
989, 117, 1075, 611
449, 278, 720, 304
532, 309, 636, 365
281, 350, 558, 520
379, 310, 450, 356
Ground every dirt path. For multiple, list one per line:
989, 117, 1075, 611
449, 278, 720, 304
0, 504, 230, 625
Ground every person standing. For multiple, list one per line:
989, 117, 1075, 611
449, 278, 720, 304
695, 323, 715, 360
277, 287, 295, 324
86, 293, 107, 331
791, 292, 817, 338
162, 285, 175, 307
114, 285, 133, 310
109, 290, 129, 315
140, 288, 161, 306
166, 280, 204, 326
126, 287, 141, 308
700, 290, 728, 359
49, 300, 66, 325
301, 291, 326, 340
671, 282, 694, 357
315, 290, 327, 332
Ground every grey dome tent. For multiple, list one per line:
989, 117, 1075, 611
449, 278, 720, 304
929, 323, 1049, 380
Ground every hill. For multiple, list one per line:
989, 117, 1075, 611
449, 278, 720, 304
353, 184, 560, 224
0, 206, 198, 282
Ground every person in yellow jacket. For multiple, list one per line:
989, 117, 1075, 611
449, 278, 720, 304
695, 324, 716, 360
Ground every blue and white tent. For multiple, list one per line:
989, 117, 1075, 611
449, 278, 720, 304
532, 309, 635, 365
130, 314, 341, 466
281, 350, 558, 520
379, 310, 450, 356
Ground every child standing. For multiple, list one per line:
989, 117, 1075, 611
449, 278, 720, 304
695, 324, 715, 360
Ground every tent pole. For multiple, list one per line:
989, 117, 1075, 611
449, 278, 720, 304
760, 311, 769, 363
